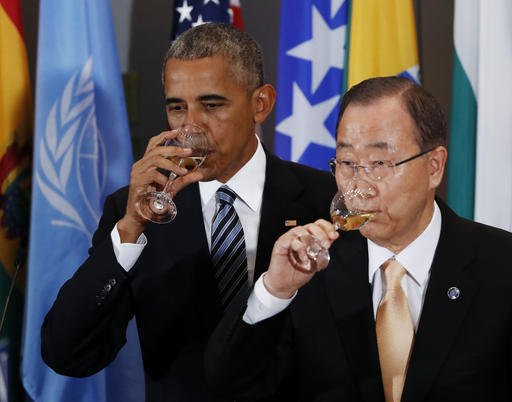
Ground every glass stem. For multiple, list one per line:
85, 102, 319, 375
161, 158, 184, 196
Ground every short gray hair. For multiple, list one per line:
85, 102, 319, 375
163, 23, 264, 92
337, 76, 447, 149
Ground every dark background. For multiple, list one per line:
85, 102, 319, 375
20, 0, 454, 190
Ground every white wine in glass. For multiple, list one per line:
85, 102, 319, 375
290, 182, 377, 273
330, 185, 376, 231
171, 156, 205, 172
136, 124, 208, 224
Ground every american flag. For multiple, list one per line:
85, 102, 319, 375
172, 0, 244, 37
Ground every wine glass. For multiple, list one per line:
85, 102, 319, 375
330, 181, 377, 231
135, 124, 208, 224
289, 181, 377, 272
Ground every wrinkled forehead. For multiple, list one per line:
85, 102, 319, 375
337, 129, 408, 156
337, 97, 420, 153
337, 120, 421, 156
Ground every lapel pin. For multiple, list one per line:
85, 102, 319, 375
447, 286, 461, 300
285, 220, 297, 227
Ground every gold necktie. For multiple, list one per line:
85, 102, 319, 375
376, 259, 414, 402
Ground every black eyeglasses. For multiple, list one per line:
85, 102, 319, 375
328, 147, 436, 181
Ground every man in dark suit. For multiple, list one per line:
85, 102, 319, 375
205, 76, 512, 402
40, 23, 336, 402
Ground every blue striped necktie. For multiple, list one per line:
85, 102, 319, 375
211, 186, 248, 310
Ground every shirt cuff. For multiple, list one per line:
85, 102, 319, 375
242, 273, 296, 324
111, 223, 147, 272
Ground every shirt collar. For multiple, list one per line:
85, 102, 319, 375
367, 201, 442, 286
199, 136, 266, 213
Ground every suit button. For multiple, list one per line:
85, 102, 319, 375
109, 278, 117, 286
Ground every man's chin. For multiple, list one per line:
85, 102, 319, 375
359, 221, 377, 239
196, 166, 217, 182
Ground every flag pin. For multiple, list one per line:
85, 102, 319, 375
285, 220, 297, 227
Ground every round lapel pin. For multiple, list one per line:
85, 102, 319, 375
447, 286, 460, 300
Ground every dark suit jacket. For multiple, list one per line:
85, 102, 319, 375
205, 201, 512, 402
41, 151, 337, 402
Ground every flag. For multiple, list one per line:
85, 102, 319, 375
173, 0, 244, 38
347, 0, 420, 88
22, 1, 144, 401
447, 0, 512, 232
274, 0, 419, 170
274, 0, 348, 171
447, 0, 478, 220
0, 0, 32, 400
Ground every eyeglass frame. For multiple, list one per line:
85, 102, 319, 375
328, 147, 436, 180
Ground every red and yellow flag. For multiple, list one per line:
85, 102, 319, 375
0, 2, 31, 399
0, 0, 32, 279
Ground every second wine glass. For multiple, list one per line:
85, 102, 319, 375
136, 124, 209, 224
330, 181, 377, 231
290, 181, 377, 273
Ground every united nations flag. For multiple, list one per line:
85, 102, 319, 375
22, 2, 144, 402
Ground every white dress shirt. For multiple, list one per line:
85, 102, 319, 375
111, 136, 266, 286
368, 202, 441, 329
244, 202, 442, 327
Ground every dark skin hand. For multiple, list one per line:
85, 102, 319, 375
117, 129, 206, 243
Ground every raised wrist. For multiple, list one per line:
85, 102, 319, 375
262, 273, 296, 299
117, 215, 145, 243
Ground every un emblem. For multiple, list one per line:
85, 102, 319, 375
36, 57, 107, 238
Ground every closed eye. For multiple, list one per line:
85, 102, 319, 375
167, 104, 186, 112
203, 102, 224, 109
371, 160, 390, 167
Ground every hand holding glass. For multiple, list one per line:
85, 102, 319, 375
288, 232, 331, 273
136, 124, 208, 224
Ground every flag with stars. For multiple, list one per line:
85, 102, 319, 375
172, 0, 244, 38
274, 0, 348, 171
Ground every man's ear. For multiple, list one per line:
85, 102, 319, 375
429, 146, 447, 189
252, 84, 276, 124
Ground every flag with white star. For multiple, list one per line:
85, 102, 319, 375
172, 0, 243, 38
274, 0, 348, 171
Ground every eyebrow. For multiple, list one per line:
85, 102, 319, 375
165, 94, 229, 105
336, 141, 390, 150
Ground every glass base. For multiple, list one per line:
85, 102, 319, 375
289, 234, 330, 273
136, 191, 177, 224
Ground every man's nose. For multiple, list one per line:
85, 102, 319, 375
183, 107, 204, 127
354, 179, 377, 198
353, 165, 374, 181
352, 165, 364, 180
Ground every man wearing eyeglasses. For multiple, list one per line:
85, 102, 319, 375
205, 76, 512, 402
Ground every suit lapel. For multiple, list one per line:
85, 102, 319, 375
324, 232, 384, 402
147, 182, 210, 265
402, 204, 478, 402
140, 184, 220, 320
254, 153, 307, 279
